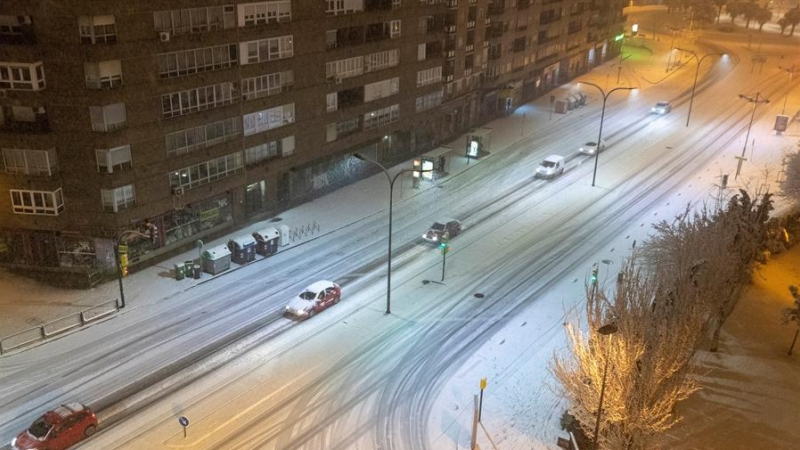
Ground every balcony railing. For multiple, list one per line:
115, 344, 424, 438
465, 44, 474, 52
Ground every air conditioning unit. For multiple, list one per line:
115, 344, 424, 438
172, 186, 184, 196
159, 31, 170, 42
335, 77, 343, 84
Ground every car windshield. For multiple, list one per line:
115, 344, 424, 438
585, 142, 597, 147
298, 291, 317, 300
541, 161, 556, 168
28, 418, 52, 439
656, 102, 669, 108
430, 222, 445, 231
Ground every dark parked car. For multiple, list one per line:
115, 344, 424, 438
12, 403, 97, 450
422, 219, 462, 243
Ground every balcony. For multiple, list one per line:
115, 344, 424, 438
465, 44, 474, 52
365, 0, 393, 11
518, 0, 531, 9
483, 40, 489, 48
488, 2, 505, 14
467, 20, 476, 29
445, 24, 456, 33
447, 0, 458, 8
1, 107, 50, 133
464, 67, 473, 76
445, 49, 455, 59
485, 18, 491, 25
445, 74, 454, 82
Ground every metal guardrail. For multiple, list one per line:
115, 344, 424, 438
0, 298, 119, 356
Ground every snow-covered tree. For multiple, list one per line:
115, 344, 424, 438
781, 285, 800, 355
779, 150, 800, 207
552, 256, 704, 450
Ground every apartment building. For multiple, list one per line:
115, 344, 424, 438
0, 0, 624, 283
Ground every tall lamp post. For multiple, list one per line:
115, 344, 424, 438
778, 64, 797, 115
675, 48, 725, 127
592, 322, 619, 450
353, 154, 430, 315
735, 92, 769, 179
580, 81, 636, 187
114, 228, 156, 309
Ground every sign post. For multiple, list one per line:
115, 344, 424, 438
479, 377, 487, 422
178, 416, 189, 439
439, 236, 450, 282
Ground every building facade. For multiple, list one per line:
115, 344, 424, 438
0, 0, 624, 282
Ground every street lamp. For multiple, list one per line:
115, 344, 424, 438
735, 92, 769, 179
675, 48, 725, 127
778, 64, 798, 115
113, 228, 155, 309
580, 81, 636, 187
352, 154, 430, 315
592, 322, 619, 450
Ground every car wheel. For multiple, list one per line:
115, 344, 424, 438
84, 424, 97, 437
333, 296, 340, 304
307, 309, 316, 319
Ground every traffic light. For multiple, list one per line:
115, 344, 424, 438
439, 242, 450, 255
590, 267, 598, 285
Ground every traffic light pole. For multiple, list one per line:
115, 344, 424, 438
441, 249, 447, 282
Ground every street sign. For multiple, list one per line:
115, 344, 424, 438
774, 115, 789, 132
118, 244, 128, 254
480, 377, 487, 390
179, 416, 189, 427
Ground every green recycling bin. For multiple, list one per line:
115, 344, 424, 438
174, 263, 185, 280
184, 260, 194, 274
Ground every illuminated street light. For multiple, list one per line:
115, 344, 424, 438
674, 48, 726, 127
579, 81, 636, 187
735, 93, 769, 180
352, 154, 431, 315
592, 322, 618, 450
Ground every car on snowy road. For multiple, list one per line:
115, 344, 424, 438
284, 280, 341, 319
12, 403, 97, 450
535, 155, 565, 179
422, 219, 462, 244
578, 140, 606, 156
651, 101, 672, 115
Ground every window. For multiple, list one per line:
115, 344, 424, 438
154, 6, 236, 35
84, 60, 122, 89
165, 117, 241, 156
78, 15, 116, 44
390, 20, 401, 38
90, 103, 127, 132
326, 93, 338, 112
238, 1, 292, 26
416, 89, 443, 112
326, 56, 364, 80
244, 135, 294, 165
243, 103, 295, 136
161, 82, 237, 118
241, 70, 293, 100
2, 148, 58, 175
0, 15, 35, 45
326, 117, 359, 142
364, 77, 399, 102
326, 0, 364, 15
158, 44, 238, 78
169, 152, 244, 190
365, 49, 398, 72
417, 66, 442, 86
240, 35, 293, 64
95, 145, 132, 173
363, 104, 399, 130
11, 188, 64, 216
0, 62, 45, 90
101, 185, 136, 212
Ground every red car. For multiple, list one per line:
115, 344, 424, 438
284, 280, 342, 319
12, 403, 97, 450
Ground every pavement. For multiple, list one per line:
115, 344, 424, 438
1, 14, 800, 447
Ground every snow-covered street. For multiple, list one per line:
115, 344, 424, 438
2, 12, 800, 449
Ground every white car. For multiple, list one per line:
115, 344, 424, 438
578, 140, 606, 155
651, 101, 672, 115
536, 155, 565, 179
285, 280, 341, 319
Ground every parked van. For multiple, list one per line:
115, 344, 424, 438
536, 155, 565, 179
